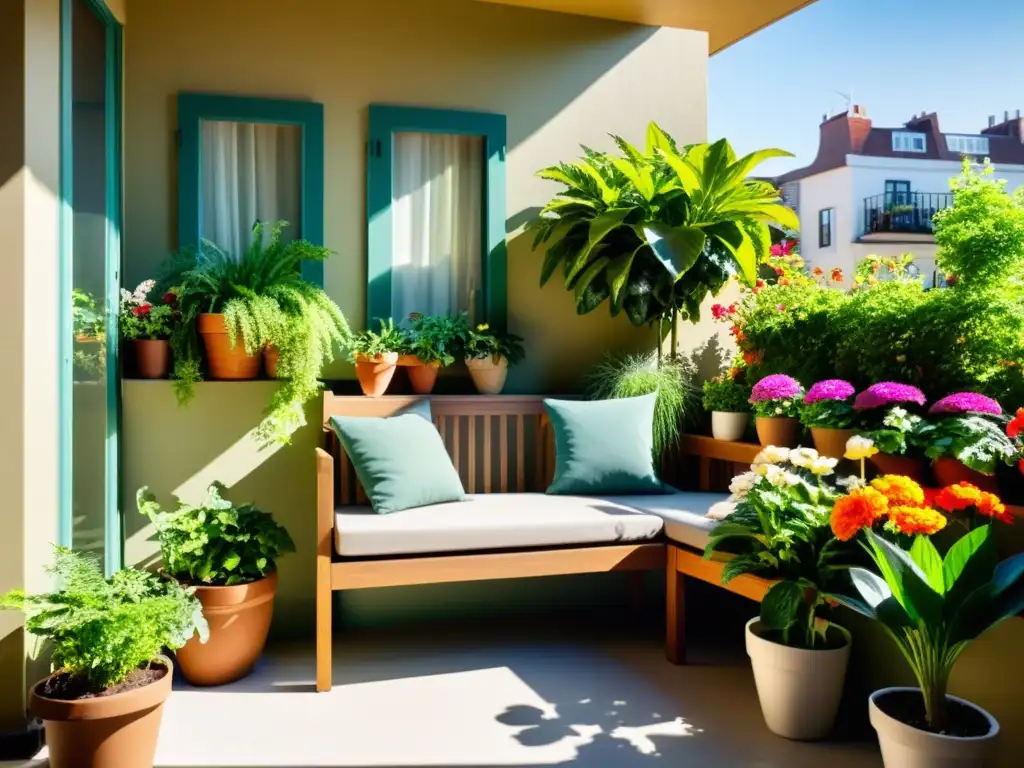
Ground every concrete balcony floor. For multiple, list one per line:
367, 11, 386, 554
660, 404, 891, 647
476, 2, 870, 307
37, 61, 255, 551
17, 602, 882, 768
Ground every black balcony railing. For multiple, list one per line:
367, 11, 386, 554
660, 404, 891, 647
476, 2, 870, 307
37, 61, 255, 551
863, 192, 953, 235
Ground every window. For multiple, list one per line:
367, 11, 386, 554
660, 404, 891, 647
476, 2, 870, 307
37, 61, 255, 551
884, 180, 912, 208
177, 94, 325, 285
819, 208, 833, 248
366, 105, 507, 329
946, 135, 990, 156
892, 131, 927, 153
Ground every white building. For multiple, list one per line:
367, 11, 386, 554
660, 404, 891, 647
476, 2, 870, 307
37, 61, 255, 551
776, 106, 1024, 285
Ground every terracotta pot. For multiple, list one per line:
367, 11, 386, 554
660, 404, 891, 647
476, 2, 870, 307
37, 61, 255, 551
197, 313, 260, 380
869, 687, 999, 768
711, 411, 749, 442
30, 657, 172, 768
466, 356, 508, 395
175, 572, 278, 687
811, 427, 855, 459
133, 339, 170, 380
354, 352, 398, 397
755, 416, 799, 448
396, 354, 421, 367
407, 362, 440, 395
746, 619, 851, 740
263, 345, 280, 379
869, 453, 926, 482
932, 457, 999, 493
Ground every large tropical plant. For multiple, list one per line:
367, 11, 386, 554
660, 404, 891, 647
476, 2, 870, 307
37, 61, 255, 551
529, 123, 798, 341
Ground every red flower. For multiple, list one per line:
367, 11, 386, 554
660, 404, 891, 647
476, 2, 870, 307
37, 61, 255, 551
776, 304, 786, 312
773, 266, 785, 276
756, 279, 766, 288
830, 268, 844, 283
770, 240, 795, 257
727, 303, 738, 315
812, 267, 824, 277
1007, 408, 1024, 439
162, 292, 177, 305
779, 278, 791, 286
131, 303, 152, 317
711, 303, 728, 320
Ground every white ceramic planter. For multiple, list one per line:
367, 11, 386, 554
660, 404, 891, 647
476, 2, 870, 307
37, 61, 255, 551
745, 618, 851, 741
711, 411, 749, 442
466, 356, 508, 395
869, 687, 999, 768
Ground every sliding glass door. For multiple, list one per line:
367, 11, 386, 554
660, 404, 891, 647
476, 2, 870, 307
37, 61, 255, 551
60, 0, 122, 575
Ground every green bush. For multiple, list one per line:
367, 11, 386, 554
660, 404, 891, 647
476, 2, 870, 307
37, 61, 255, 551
702, 375, 750, 413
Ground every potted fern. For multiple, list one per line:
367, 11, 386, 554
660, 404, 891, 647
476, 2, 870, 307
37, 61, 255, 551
161, 220, 351, 444
138, 483, 294, 687
400, 312, 470, 394
463, 321, 525, 395
350, 318, 405, 397
0, 547, 207, 768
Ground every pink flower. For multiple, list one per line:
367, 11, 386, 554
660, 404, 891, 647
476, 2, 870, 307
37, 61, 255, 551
776, 303, 786, 311
750, 374, 803, 403
711, 304, 728, 320
804, 379, 856, 404
853, 382, 927, 410
929, 393, 1002, 416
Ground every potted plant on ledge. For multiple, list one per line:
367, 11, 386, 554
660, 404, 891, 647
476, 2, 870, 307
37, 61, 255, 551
350, 318, 405, 397
464, 321, 525, 395
399, 312, 470, 394
119, 279, 177, 379
749, 374, 804, 447
801, 379, 857, 458
138, 483, 294, 686
0, 547, 207, 768
853, 382, 928, 480
702, 374, 750, 441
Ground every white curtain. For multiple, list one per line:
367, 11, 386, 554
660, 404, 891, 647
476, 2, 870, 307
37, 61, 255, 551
200, 120, 302, 257
391, 132, 483, 322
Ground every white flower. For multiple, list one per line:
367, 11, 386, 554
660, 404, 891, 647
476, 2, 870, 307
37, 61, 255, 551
132, 279, 156, 303
837, 475, 866, 490
807, 456, 839, 476
789, 447, 821, 469
774, 406, 784, 415
752, 446, 790, 466
782, 400, 792, 408
844, 435, 878, 461
757, 464, 801, 488
706, 501, 736, 521
729, 471, 758, 499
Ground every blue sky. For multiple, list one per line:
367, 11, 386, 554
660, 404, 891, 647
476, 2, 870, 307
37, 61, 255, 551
709, 0, 1024, 176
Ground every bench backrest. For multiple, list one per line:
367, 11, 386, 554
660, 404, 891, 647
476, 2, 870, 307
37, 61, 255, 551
323, 394, 556, 506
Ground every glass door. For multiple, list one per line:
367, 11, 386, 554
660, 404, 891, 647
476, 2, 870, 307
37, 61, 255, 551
60, 0, 122, 575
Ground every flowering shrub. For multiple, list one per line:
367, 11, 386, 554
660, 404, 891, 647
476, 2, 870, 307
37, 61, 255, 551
801, 379, 856, 429
119, 280, 177, 341
928, 392, 1002, 416
749, 374, 803, 418
852, 383, 928, 457
853, 381, 927, 410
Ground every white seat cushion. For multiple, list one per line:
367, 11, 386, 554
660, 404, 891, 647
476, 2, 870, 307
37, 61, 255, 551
334, 493, 664, 557
604, 492, 733, 551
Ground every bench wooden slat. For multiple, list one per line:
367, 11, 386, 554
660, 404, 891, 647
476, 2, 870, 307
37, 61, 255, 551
483, 415, 492, 493
499, 415, 508, 492
452, 414, 461, 478
516, 414, 525, 492
468, 415, 477, 493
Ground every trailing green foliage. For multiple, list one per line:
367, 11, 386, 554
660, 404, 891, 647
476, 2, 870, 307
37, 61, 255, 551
138, 483, 295, 587
585, 352, 695, 455
160, 222, 350, 444
349, 318, 405, 360
402, 313, 470, 366
702, 375, 750, 413
835, 526, 1024, 732
529, 123, 796, 328
0, 547, 208, 691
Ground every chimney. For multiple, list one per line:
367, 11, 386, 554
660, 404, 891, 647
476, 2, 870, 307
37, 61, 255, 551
1005, 110, 1011, 122
989, 115, 996, 127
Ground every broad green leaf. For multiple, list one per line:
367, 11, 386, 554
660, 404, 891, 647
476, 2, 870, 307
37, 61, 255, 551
642, 223, 707, 281
536, 167, 580, 188
750, 203, 801, 232
909, 536, 944, 594
704, 221, 756, 285
540, 236, 573, 287
222, 552, 241, 571
943, 525, 998, 598
760, 581, 804, 632
612, 134, 645, 165
611, 157, 655, 201
865, 529, 942, 626
993, 551, 1024, 595
606, 247, 641, 309
574, 256, 610, 305
576, 160, 619, 206
660, 150, 701, 196
722, 149, 794, 190
699, 139, 731, 202
564, 209, 631, 285
645, 122, 673, 156
847, 567, 893, 615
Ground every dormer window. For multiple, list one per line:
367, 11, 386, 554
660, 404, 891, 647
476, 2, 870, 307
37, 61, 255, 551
893, 131, 927, 153
946, 135, 989, 156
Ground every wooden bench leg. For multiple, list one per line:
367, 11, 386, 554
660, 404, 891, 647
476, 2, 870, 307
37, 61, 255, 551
665, 545, 686, 665
316, 561, 332, 692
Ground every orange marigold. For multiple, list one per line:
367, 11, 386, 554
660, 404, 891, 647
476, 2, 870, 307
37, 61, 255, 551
886, 505, 947, 536
870, 475, 925, 507
975, 491, 1013, 525
831, 487, 889, 541
933, 482, 984, 513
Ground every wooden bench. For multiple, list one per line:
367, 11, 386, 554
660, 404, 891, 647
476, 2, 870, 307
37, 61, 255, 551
315, 394, 669, 692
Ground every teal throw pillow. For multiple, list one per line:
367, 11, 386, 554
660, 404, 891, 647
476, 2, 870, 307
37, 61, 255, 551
544, 394, 665, 495
330, 401, 466, 514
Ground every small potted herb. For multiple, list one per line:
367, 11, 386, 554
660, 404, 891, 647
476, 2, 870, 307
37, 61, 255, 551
138, 483, 294, 687
853, 382, 928, 481
120, 279, 178, 379
801, 379, 857, 458
464, 322, 525, 395
349, 318, 405, 397
0, 547, 207, 768
400, 313, 470, 394
920, 393, 1020, 492
749, 374, 804, 447
702, 375, 750, 441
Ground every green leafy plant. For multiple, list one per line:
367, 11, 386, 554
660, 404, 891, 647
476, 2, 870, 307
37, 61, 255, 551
160, 221, 350, 444
919, 410, 1020, 475
349, 318, 406, 361
402, 313, 470, 366
138, 483, 295, 587
702, 374, 750, 413
72, 288, 105, 341
528, 123, 797, 340
863, 406, 928, 456
585, 352, 695, 456
119, 279, 177, 341
463, 322, 525, 366
0, 547, 208, 692
835, 525, 1024, 732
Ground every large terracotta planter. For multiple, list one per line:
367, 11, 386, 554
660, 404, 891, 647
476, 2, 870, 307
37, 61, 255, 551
197, 313, 260, 380
466, 356, 508, 395
407, 361, 440, 395
175, 572, 278, 687
263, 345, 280, 379
869, 453, 926, 482
746, 618, 851, 741
811, 427, 855, 459
711, 411, 749, 442
30, 657, 172, 768
755, 416, 799, 448
354, 352, 398, 397
932, 457, 999, 493
869, 687, 999, 768
133, 339, 170, 380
